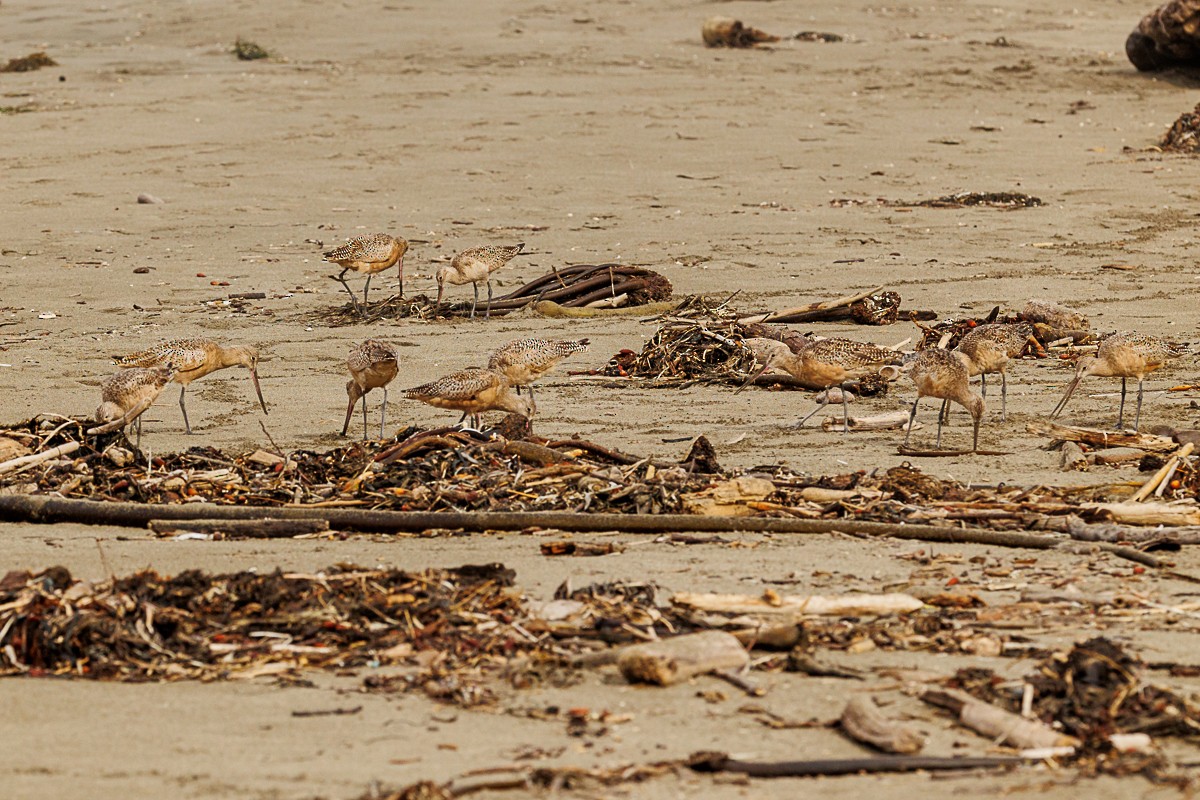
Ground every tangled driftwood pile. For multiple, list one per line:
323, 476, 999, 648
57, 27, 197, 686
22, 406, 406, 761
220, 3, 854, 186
312, 263, 673, 325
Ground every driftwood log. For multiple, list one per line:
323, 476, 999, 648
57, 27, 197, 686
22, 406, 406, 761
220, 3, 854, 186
617, 631, 749, 685
1026, 420, 1177, 453
1127, 0, 1200, 70
0, 494, 1162, 566
672, 591, 923, 617
922, 689, 1079, 750
0, 441, 80, 475
687, 751, 1026, 778
840, 696, 926, 754
738, 286, 901, 326
147, 518, 331, 539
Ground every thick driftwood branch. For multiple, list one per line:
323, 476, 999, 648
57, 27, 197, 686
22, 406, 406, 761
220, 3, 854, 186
1083, 501, 1200, 527
921, 689, 1079, 750
840, 696, 925, 754
147, 518, 330, 539
687, 751, 1025, 777
1132, 441, 1194, 502
672, 591, 923, 616
85, 398, 153, 435
0, 495, 1163, 566
1026, 420, 1177, 453
738, 286, 884, 325
617, 631, 749, 685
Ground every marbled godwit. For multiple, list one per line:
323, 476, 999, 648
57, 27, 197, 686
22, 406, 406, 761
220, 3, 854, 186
323, 233, 408, 314
736, 337, 900, 432
113, 338, 267, 434
95, 364, 177, 446
903, 348, 985, 451
404, 367, 532, 428
952, 322, 1035, 421
342, 339, 399, 440
1050, 331, 1186, 431
487, 337, 590, 402
1022, 299, 1089, 341
436, 243, 524, 319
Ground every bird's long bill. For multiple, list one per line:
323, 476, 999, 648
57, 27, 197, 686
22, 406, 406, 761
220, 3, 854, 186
250, 368, 268, 414
734, 363, 769, 394
1049, 375, 1081, 419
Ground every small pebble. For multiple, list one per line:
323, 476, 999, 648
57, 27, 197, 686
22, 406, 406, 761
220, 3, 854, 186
137, 193, 164, 204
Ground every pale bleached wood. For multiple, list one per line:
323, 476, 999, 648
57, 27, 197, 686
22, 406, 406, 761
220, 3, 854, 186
617, 631, 749, 685
673, 591, 923, 617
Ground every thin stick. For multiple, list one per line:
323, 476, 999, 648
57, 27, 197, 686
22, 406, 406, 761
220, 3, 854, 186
1132, 441, 1194, 502
738, 286, 884, 325
0, 441, 81, 475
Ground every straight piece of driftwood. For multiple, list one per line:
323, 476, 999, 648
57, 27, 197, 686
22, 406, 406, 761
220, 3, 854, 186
921, 689, 1079, 750
147, 518, 330, 539
0, 495, 1162, 566
0, 441, 80, 475
1064, 515, 1200, 545
673, 591, 923, 616
617, 631, 749, 685
1026, 420, 1177, 453
687, 751, 1026, 778
738, 286, 884, 325
840, 696, 925, 754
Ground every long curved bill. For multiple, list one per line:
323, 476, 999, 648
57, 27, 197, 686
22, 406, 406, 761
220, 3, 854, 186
1049, 375, 1081, 419
734, 362, 770, 394
250, 368, 268, 414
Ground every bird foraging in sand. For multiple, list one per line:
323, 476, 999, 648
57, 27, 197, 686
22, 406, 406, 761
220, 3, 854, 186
95, 363, 177, 446
487, 337, 590, 402
736, 336, 900, 432
952, 322, 1036, 422
323, 233, 409, 314
1050, 331, 1186, 431
112, 338, 267, 434
902, 348, 985, 452
436, 243, 524, 319
404, 367, 532, 429
342, 339, 400, 440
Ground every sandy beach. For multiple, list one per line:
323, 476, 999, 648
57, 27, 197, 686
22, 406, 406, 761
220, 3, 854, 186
4, 0, 1200, 797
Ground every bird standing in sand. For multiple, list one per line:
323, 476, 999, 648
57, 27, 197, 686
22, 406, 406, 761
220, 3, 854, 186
404, 367, 532, 428
487, 337, 590, 402
95, 364, 177, 446
1050, 331, 1186, 431
902, 348, 985, 452
736, 337, 900, 432
952, 322, 1036, 421
342, 339, 400, 440
436, 243, 524, 319
112, 338, 267, 434
323, 233, 409, 314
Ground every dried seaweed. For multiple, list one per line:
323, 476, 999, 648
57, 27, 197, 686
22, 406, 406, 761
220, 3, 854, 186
233, 38, 270, 61
831, 192, 1042, 209
1, 52, 57, 73
1160, 102, 1200, 153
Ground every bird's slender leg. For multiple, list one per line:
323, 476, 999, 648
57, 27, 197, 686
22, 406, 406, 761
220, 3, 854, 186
361, 393, 369, 441
398, 256, 404, 298
1000, 370, 1008, 423
334, 268, 363, 315
179, 385, 193, 435
938, 398, 950, 426
486, 279, 493, 319
456, 411, 469, 426
470, 282, 479, 320
903, 397, 920, 447
135, 415, 143, 449
1134, 377, 1144, 432
971, 416, 981, 453
1117, 377, 1128, 430
840, 383, 852, 433
935, 403, 945, 449
980, 372, 988, 399
792, 394, 831, 429
379, 387, 388, 440
363, 274, 372, 305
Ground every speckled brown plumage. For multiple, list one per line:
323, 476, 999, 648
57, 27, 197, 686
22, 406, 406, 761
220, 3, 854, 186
1051, 331, 1187, 430
954, 322, 1034, 420
323, 233, 409, 311
1021, 299, 1089, 339
96, 364, 177, 444
343, 339, 400, 439
487, 338, 589, 400
436, 242, 524, 319
404, 367, 532, 427
113, 338, 266, 434
903, 348, 985, 451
